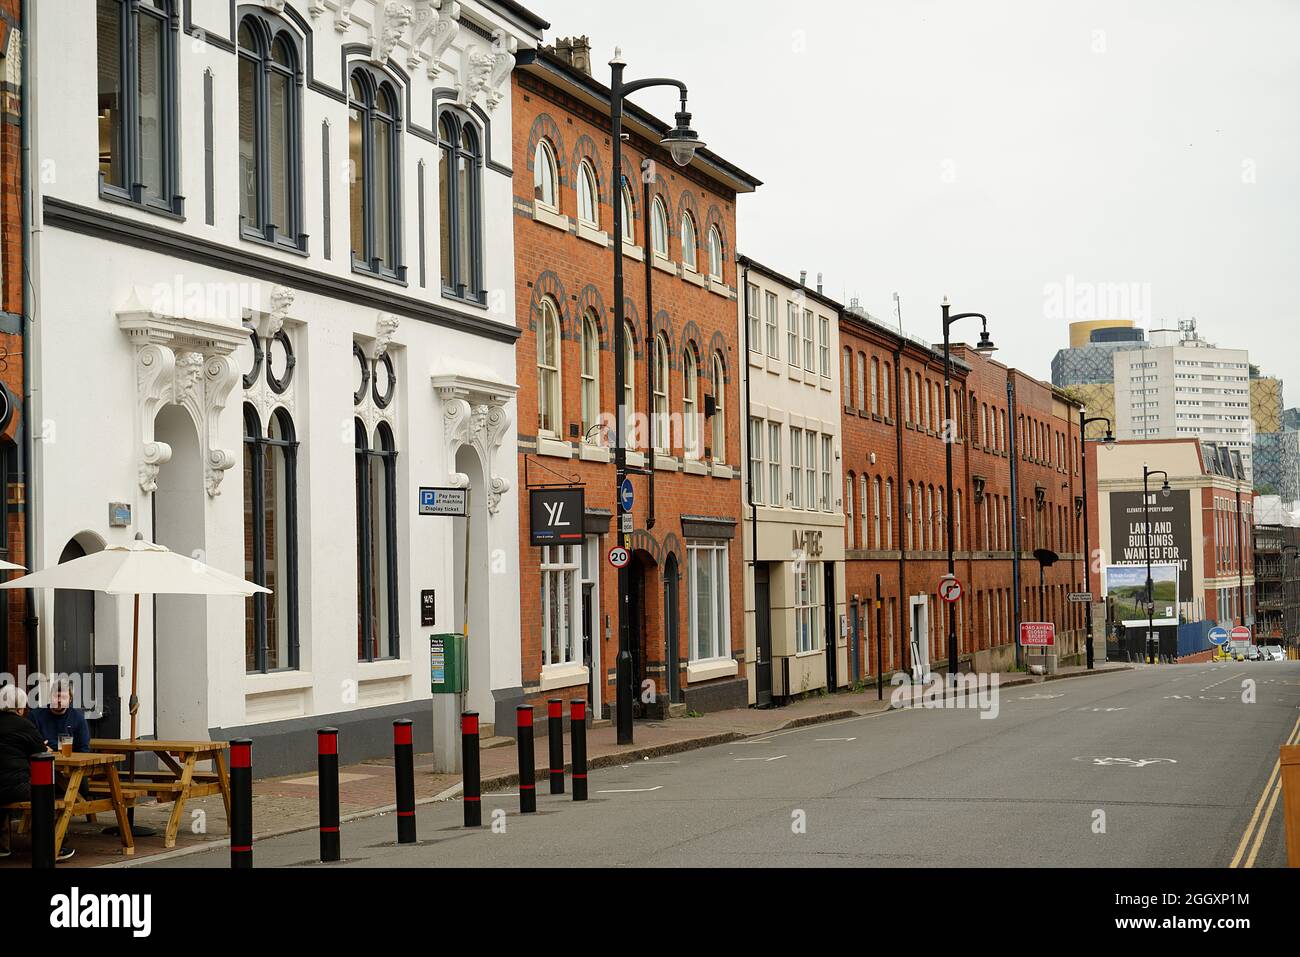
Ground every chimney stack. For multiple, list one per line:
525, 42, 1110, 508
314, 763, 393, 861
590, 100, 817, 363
549, 36, 593, 76
817, 272, 823, 295
799, 270, 807, 287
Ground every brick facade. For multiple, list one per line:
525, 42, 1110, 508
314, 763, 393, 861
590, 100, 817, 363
511, 49, 759, 720
840, 310, 1086, 677
0, 0, 26, 679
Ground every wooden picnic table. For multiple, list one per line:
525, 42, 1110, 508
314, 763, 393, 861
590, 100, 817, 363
1, 752, 135, 857
88, 739, 232, 849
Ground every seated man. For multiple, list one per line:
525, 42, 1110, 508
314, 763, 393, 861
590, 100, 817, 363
0, 684, 74, 861
29, 679, 91, 755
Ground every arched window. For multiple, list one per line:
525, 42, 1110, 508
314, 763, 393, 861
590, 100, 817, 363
707, 226, 723, 281
580, 312, 600, 442
356, 419, 399, 661
438, 111, 483, 302
873, 476, 882, 549
651, 197, 669, 257
855, 353, 866, 412
683, 347, 699, 459
870, 358, 880, 415
652, 334, 670, 454
96, 0, 181, 214
622, 321, 637, 447
680, 211, 698, 271
711, 354, 726, 464
841, 348, 852, 408
533, 139, 558, 210
924, 485, 933, 550
845, 471, 856, 549
349, 67, 402, 278
885, 479, 894, 548
955, 489, 963, 551
859, 474, 868, 544
905, 481, 915, 549
243, 405, 299, 673
537, 298, 561, 438
882, 362, 892, 417
238, 14, 303, 249
577, 160, 599, 226
620, 180, 635, 244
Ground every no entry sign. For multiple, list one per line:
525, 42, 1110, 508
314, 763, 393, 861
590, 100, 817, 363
1020, 621, 1056, 647
939, 575, 962, 603
1230, 626, 1251, 642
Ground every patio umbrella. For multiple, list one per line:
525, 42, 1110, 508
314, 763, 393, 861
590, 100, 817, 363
0, 535, 267, 744
0, 559, 25, 571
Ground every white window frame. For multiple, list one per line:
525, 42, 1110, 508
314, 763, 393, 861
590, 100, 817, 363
745, 283, 761, 349
653, 333, 670, 454
576, 159, 599, 227
580, 312, 599, 441
707, 226, 723, 281
821, 434, 832, 511
748, 417, 763, 504
620, 182, 635, 244
680, 212, 698, 271
764, 291, 780, 358
802, 309, 815, 372
651, 197, 669, 257
683, 347, 699, 459
540, 544, 581, 667
805, 431, 817, 512
537, 298, 561, 438
790, 427, 803, 508
818, 314, 830, 377
768, 422, 782, 506
711, 354, 726, 464
794, 560, 823, 654
622, 321, 637, 448
534, 139, 559, 211
787, 302, 799, 368
688, 540, 731, 663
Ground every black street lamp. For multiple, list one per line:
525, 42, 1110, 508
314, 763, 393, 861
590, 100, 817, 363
1142, 465, 1172, 664
941, 299, 994, 678
1079, 414, 1116, 669
610, 49, 704, 745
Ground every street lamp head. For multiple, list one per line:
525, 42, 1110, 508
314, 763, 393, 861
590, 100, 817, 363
1102, 429, 1117, 446
976, 327, 996, 354
662, 109, 705, 166
1161, 481, 1172, 499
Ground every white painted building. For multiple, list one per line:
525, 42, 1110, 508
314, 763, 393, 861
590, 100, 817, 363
26, 0, 546, 772
736, 258, 846, 706
1113, 319, 1254, 480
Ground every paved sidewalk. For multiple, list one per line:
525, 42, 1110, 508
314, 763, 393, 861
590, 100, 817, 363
0, 661, 1130, 868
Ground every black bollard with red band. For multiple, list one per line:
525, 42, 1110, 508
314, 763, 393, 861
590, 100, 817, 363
516, 705, 536, 813
317, 728, 341, 862
30, 753, 55, 869
230, 739, 253, 869
570, 700, 588, 801
547, 698, 565, 795
462, 711, 481, 828
393, 719, 416, 845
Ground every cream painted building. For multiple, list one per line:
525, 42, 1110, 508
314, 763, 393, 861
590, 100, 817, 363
736, 257, 846, 706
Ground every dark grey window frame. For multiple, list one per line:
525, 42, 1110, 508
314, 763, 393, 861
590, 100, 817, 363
97, 0, 185, 218
243, 403, 300, 674
355, 418, 400, 662
348, 65, 406, 283
236, 9, 308, 254
437, 109, 485, 306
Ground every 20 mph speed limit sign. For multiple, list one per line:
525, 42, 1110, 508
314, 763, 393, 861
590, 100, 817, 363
939, 575, 962, 603
607, 547, 631, 569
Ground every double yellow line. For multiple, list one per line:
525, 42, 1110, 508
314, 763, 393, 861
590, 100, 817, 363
1230, 712, 1300, 868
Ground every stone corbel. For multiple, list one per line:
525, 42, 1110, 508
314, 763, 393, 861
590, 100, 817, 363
202, 354, 241, 496
485, 33, 517, 112
418, 0, 460, 79
335, 0, 357, 32
307, 0, 328, 19
134, 344, 176, 494
260, 0, 287, 13
373, 312, 401, 359
457, 44, 494, 108
433, 374, 518, 515
253, 284, 296, 342
371, 1, 413, 65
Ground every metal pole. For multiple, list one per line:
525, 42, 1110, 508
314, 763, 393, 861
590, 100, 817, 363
1080, 410, 1094, 670
875, 573, 883, 701
610, 57, 633, 746
943, 304, 957, 678
1007, 376, 1023, 668
1144, 467, 1154, 665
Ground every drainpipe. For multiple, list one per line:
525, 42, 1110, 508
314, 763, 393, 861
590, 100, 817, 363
740, 262, 756, 553
893, 343, 906, 676
1235, 486, 1245, 628
18, 0, 37, 671
642, 173, 655, 530
1007, 373, 1023, 668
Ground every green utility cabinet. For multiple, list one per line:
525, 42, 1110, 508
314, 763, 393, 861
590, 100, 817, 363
430, 633, 468, 694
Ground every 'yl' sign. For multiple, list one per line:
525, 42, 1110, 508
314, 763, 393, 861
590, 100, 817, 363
529, 487, 586, 547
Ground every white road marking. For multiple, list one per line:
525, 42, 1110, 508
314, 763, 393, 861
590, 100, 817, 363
734, 755, 788, 762
596, 786, 664, 794
815, 737, 857, 742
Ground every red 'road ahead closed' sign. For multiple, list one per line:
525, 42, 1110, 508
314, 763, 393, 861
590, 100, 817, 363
1020, 621, 1056, 647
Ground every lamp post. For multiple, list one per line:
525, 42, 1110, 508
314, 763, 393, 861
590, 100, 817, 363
1142, 465, 1172, 664
609, 49, 705, 744
1079, 414, 1116, 669
941, 299, 994, 678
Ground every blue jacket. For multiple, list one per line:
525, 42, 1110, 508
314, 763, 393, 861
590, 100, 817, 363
29, 707, 91, 753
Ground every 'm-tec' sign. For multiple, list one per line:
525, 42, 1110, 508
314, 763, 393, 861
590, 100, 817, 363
1019, 622, 1056, 647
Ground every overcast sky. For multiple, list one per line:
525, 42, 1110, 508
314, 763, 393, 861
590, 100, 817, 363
533, 0, 1300, 397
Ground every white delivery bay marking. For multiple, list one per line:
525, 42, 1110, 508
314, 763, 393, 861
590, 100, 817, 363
734, 755, 788, 762
596, 786, 664, 794
815, 737, 857, 742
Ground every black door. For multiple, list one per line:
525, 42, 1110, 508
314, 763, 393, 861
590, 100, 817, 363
582, 581, 594, 708
824, 563, 838, 690
663, 554, 680, 705
850, 601, 860, 683
754, 564, 773, 707
628, 555, 645, 717
54, 540, 94, 679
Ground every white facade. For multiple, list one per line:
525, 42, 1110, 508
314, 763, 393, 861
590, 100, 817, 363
1113, 321, 1254, 479
27, 0, 543, 770
737, 259, 846, 704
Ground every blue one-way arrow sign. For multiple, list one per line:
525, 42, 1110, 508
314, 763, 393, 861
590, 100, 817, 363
619, 478, 635, 512
1208, 627, 1230, 647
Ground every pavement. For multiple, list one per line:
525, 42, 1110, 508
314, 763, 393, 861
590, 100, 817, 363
126, 660, 1297, 869
0, 661, 1135, 868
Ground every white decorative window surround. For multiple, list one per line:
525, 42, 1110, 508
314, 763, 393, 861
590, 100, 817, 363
410, 0, 461, 77
356, 311, 401, 437
242, 285, 300, 431
118, 289, 248, 497
433, 371, 518, 515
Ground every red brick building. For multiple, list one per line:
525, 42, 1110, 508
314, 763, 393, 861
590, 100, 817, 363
510, 41, 760, 724
840, 306, 1086, 678
0, 0, 28, 679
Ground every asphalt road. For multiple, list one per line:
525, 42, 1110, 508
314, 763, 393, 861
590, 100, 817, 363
146, 662, 1300, 868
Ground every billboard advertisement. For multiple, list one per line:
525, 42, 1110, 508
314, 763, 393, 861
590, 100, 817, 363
1105, 564, 1180, 626
1108, 489, 1193, 603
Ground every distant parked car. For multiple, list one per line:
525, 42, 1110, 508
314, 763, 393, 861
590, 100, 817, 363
1266, 647, 1286, 661
1245, 646, 1263, 661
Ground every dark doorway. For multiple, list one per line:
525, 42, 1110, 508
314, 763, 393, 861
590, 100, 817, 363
849, 600, 860, 684
754, 564, 773, 707
663, 554, 681, 705
582, 578, 595, 709
628, 552, 647, 717
824, 563, 838, 690
54, 539, 94, 679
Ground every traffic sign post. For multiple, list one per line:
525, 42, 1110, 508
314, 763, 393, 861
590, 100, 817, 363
619, 478, 635, 513
1019, 622, 1056, 647
1068, 592, 1093, 604
1208, 627, 1230, 647
419, 487, 468, 517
